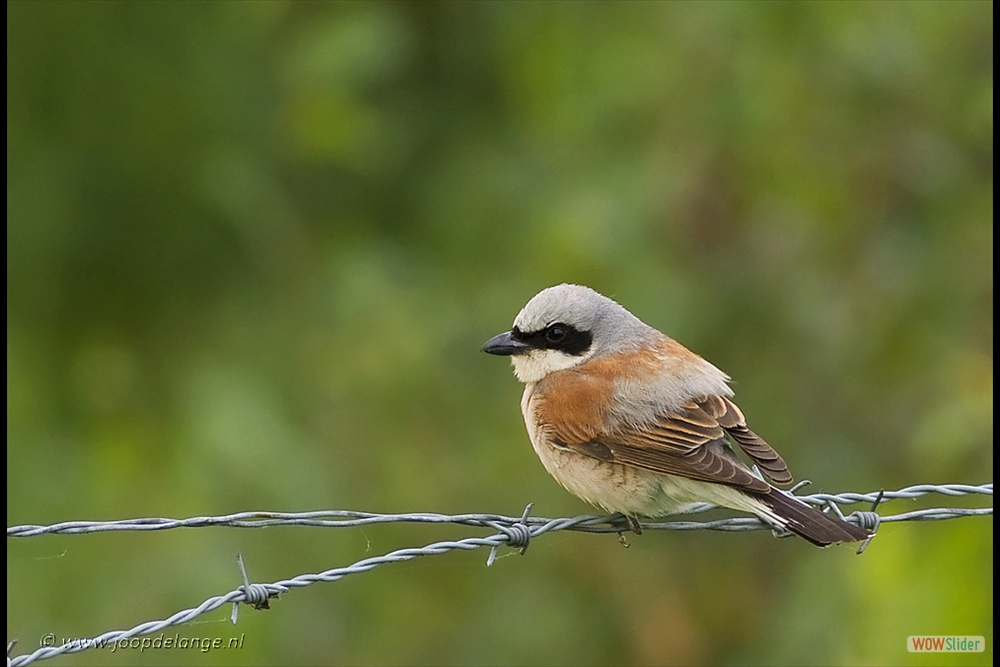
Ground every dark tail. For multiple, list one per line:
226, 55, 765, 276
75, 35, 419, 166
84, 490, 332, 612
757, 489, 871, 547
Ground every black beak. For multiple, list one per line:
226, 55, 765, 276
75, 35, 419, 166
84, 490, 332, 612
482, 331, 533, 356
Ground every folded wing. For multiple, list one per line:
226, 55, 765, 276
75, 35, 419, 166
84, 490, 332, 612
553, 395, 792, 493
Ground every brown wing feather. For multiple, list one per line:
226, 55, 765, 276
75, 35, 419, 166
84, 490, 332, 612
576, 437, 769, 492
550, 396, 790, 492
717, 397, 792, 484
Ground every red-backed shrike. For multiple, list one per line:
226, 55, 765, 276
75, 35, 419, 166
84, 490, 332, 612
483, 284, 870, 546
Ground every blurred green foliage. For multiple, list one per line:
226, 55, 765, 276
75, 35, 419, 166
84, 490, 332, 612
7, 2, 992, 665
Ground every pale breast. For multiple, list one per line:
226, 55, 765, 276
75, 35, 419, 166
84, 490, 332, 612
521, 382, 667, 515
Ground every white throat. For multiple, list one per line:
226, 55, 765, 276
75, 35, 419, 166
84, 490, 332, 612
511, 348, 593, 384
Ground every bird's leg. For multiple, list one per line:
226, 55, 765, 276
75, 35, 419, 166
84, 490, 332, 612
616, 515, 643, 547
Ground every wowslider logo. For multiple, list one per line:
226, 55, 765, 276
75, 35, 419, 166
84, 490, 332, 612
908, 636, 985, 653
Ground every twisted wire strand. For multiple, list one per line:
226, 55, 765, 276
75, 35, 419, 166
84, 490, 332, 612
6, 483, 992, 667
6, 483, 992, 538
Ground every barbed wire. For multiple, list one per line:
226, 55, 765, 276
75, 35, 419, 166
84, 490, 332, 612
6, 483, 991, 537
7, 483, 993, 667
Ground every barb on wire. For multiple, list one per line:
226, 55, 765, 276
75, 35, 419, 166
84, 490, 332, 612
853, 490, 884, 554
486, 503, 533, 566
231, 553, 286, 624
6, 483, 992, 667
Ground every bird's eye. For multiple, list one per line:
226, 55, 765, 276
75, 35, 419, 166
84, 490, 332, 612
546, 325, 567, 343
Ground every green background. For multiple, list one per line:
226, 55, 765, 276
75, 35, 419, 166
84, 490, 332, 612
7, 2, 992, 665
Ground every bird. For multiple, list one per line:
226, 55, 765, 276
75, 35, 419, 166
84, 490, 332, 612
482, 284, 871, 546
